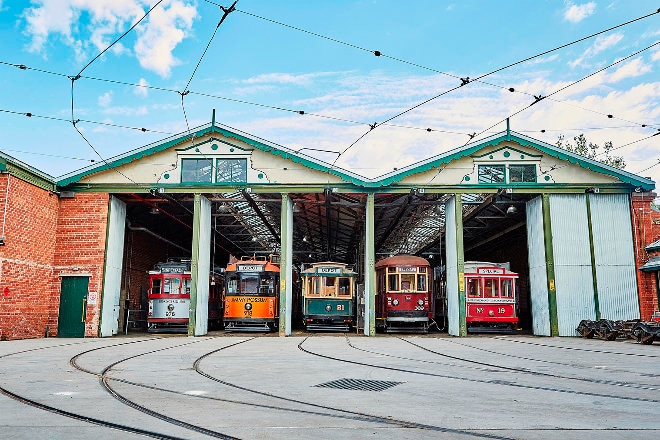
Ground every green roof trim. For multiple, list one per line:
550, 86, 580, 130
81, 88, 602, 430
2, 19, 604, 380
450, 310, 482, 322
0, 150, 56, 191
472, 145, 542, 159
56, 122, 370, 188
372, 132, 654, 190
54, 125, 654, 192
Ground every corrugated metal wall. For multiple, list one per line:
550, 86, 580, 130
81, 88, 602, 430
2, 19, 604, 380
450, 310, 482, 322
550, 194, 595, 336
526, 196, 551, 336
590, 194, 640, 320
445, 196, 460, 336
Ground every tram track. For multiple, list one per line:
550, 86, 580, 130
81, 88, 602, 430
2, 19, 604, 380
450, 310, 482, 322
0, 337, 195, 439
295, 335, 660, 403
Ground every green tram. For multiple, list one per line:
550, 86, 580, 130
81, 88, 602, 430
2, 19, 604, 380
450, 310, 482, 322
301, 262, 357, 331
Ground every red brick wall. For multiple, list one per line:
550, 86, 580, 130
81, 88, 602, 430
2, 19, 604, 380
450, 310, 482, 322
631, 192, 660, 320
0, 173, 59, 340
53, 193, 109, 337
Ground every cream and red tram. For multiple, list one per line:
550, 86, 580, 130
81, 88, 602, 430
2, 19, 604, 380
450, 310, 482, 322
147, 259, 192, 333
301, 262, 357, 331
464, 261, 518, 333
375, 254, 433, 333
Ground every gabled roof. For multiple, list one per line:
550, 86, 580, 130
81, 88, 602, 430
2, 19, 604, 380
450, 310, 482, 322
55, 121, 655, 192
56, 121, 370, 188
371, 130, 655, 190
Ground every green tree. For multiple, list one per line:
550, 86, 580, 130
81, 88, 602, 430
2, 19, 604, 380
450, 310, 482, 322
556, 134, 626, 169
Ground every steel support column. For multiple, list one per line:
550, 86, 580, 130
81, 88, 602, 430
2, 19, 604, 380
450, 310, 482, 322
189, 194, 211, 336
279, 193, 293, 336
446, 195, 466, 336
542, 194, 559, 336
364, 193, 376, 336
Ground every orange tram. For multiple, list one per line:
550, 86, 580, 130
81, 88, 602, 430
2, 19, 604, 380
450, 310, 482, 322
147, 259, 223, 333
375, 254, 434, 333
223, 254, 280, 332
464, 261, 519, 333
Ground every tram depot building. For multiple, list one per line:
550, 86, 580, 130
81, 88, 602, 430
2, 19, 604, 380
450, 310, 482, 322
0, 118, 658, 340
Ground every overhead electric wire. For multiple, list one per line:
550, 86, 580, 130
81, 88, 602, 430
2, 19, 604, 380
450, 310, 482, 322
334, 8, 660, 160
464, 40, 660, 149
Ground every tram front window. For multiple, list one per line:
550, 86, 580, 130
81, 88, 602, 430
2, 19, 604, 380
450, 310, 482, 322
388, 274, 399, 291
227, 276, 238, 294
240, 275, 259, 294
468, 278, 480, 297
163, 278, 181, 294
260, 275, 275, 294
338, 277, 351, 296
501, 279, 513, 297
152, 279, 162, 294
484, 278, 498, 297
401, 274, 415, 291
417, 274, 427, 292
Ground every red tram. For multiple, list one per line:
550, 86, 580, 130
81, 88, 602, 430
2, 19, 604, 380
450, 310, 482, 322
147, 259, 225, 332
223, 254, 280, 332
464, 261, 519, 333
375, 254, 433, 333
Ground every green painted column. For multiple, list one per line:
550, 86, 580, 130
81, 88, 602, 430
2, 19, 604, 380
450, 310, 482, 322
585, 194, 601, 320
541, 194, 559, 336
189, 193, 201, 336
454, 195, 467, 337
364, 193, 376, 336
279, 193, 293, 336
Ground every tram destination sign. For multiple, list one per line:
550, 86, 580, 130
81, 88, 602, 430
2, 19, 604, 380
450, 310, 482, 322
477, 267, 505, 275
160, 266, 185, 274
237, 264, 264, 272
398, 267, 417, 273
316, 266, 343, 275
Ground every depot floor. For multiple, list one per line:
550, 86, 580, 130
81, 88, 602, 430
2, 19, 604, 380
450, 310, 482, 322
0, 333, 658, 440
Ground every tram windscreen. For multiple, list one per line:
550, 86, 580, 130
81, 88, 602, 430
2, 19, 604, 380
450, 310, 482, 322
151, 278, 162, 294
240, 275, 260, 294
163, 278, 181, 294
417, 274, 427, 292
484, 278, 499, 297
338, 277, 351, 296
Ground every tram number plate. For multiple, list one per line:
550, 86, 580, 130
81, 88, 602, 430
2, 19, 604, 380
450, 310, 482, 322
165, 311, 176, 317
337, 304, 344, 311
475, 307, 507, 314
244, 310, 252, 317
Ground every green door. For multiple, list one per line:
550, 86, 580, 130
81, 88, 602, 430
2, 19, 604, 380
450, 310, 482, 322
58, 276, 89, 337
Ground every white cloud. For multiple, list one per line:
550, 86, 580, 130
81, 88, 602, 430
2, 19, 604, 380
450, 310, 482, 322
652, 49, 660, 62
134, 78, 149, 97
606, 58, 652, 83
98, 91, 113, 107
569, 32, 624, 68
563, 2, 597, 23
133, 1, 197, 78
22, 0, 197, 77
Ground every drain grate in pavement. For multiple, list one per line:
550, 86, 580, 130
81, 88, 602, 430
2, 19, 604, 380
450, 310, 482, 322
314, 378, 403, 392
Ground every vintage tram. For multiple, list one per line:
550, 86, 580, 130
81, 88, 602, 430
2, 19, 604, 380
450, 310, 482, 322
464, 261, 519, 333
147, 260, 225, 332
147, 259, 192, 332
301, 262, 357, 331
375, 254, 433, 333
223, 254, 280, 332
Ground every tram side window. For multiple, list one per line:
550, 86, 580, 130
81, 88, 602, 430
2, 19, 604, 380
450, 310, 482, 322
467, 278, 480, 297
338, 277, 351, 296
417, 274, 427, 292
227, 275, 238, 294
501, 279, 513, 297
151, 278, 162, 294
388, 274, 399, 291
260, 275, 274, 294
401, 274, 415, 291
483, 278, 499, 297
183, 278, 191, 295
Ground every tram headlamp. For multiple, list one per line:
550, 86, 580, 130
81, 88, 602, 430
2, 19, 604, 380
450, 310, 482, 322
392, 299, 399, 306
417, 299, 424, 306
488, 310, 494, 316
245, 303, 252, 311
325, 305, 332, 312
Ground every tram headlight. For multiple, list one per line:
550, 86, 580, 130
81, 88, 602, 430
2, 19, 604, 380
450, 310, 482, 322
488, 310, 494, 316
245, 303, 253, 311
325, 304, 332, 312
417, 299, 424, 306
392, 299, 399, 306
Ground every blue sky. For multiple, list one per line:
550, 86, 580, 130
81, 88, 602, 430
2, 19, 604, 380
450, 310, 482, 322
1, 0, 659, 185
